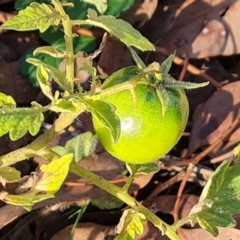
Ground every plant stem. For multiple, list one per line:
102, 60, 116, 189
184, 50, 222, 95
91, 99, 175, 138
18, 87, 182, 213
52, 0, 75, 87
172, 215, 196, 231
70, 162, 180, 240
0, 112, 80, 167
122, 164, 138, 192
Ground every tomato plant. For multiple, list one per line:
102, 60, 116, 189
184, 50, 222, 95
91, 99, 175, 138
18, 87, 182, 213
1, 1, 239, 240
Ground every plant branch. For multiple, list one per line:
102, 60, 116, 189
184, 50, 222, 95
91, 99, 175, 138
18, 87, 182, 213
70, 162, 180, 240
0, 112, 80, 167
52, 0, 75, 87
122, 164, 138, 192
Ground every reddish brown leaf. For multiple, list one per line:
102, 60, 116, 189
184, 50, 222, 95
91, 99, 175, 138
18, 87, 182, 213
150, 0, 240, 60
188, 81, 240, 155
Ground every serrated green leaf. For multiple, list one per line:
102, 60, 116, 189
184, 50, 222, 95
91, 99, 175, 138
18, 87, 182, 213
34, 46, 65, 58
35, 154, 73, 192
0, 108, 44, 140
0, 93, 16, 108
80, 9, 154, 51
0, 2, 61, 32
51, 132, 98, 162
49, 98, 80, 113
91, 196, 123, 210
65, 132, 98, 162
36, 64, 53, 100
0, 167, 21, 181
27, 58, 72, 92
84, 99, 121, 143
115, 209, 145, 240
189, 151, 240, 236
81, 0, 107, 14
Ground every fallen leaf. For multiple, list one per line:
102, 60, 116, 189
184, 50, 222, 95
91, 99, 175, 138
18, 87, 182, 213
152, 194, 199, 218
121, 0, 158, 28
97, 35, 134, 76
149, 0, 240, 60
0, 59, 40, 105
51, 222, 115, 240
188, 81, 240, 155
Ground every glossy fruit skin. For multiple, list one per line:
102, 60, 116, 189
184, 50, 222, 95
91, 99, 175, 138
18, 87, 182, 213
93, 68, 189, 164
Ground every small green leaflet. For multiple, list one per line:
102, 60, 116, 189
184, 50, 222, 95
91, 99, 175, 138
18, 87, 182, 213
84, 99, 121, 143
0, 167, 21, 181
33, 46, 65, 58
49, 98, 81, 113
27, 58, 72, 92
0, 93, 16, 108
36, 64, 53, 100
1, 154, 72, 211
0, 108, 44, 141
3, 190, 54, 211
91, 196, 123, 210
82, 9, 155, 51
126, 162, 159, 176
0, 3, 61, 32
52, 132, 98, 162
189, 149, 240, 236
81, 0, 107, 14
35, 154, 73, 192
115, 209, 146, 240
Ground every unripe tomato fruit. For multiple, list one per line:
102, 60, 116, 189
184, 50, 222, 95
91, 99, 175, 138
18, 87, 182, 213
93, 67, 189, 164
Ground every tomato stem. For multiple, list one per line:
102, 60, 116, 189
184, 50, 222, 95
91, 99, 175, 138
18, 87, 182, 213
70, 162, 180, 240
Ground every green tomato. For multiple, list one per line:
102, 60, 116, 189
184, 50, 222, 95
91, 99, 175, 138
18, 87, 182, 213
92, 67, 189, 164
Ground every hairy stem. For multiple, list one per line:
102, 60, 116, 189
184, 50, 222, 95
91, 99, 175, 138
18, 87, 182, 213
70, 162, 180, 240
52, 0, 75, 87
0, 112, 80, 167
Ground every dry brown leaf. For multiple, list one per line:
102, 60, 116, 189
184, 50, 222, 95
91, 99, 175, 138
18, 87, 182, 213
97, 35, 134, 76
121, 0, 158, 28
182, 227, 240, 240
150, 0, 240, 60
153, 194, 199, 218
0, 32, 40, 57
51, 222, 115, 240
0, 59, 39, 105
188, 81, 240, 155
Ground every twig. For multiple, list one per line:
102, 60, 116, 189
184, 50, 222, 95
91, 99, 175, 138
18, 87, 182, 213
203, 150, 234, 165
173, 165, 193, 240
64, 176, 128, 186
0, 11, 14, 23
178, 40, 189, 82
167, 115, 240, 167
144, 171, 185, 205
